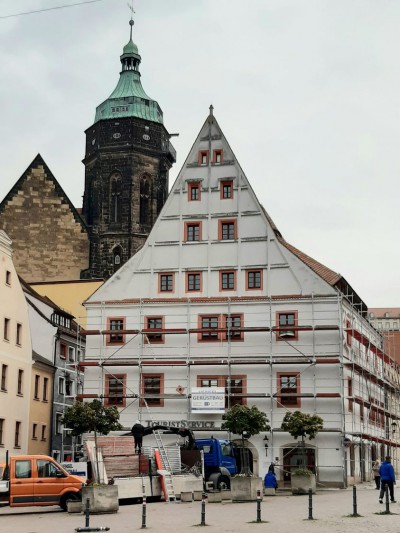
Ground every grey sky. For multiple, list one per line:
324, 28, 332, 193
0, 0, 399, 306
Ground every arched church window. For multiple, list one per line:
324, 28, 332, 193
113, 246, 123, 272
140, 175, 152, 226
110, 173, 122, 224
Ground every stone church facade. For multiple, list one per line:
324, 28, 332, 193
0, 22, 175, 283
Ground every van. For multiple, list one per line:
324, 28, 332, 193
0, 455, 85, 510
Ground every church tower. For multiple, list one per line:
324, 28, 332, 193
81, 19, 176, 279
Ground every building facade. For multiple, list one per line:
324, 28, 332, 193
0, 231, 32, 460
368, 308, 400, 366
81, 110, 400, 487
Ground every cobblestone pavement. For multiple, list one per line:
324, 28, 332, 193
0, 485, 399, 533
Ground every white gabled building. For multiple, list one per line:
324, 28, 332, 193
82, 108, 400, 488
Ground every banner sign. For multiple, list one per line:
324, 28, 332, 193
190, 387, 225, 413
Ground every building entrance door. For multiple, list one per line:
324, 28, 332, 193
282, 447, 316, 485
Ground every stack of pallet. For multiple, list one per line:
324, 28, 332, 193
85, 436, 149, 478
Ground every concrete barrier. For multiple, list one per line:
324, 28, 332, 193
180, 491, 193, 502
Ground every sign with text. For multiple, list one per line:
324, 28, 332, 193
191, 387, 225, 413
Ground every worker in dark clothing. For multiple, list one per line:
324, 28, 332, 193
131, 420, 145, 453
379, 456, 396, 503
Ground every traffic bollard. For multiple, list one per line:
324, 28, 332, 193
352, 485, 358, 516
308, 488, 313, 520
200, 492, 207, 526
385, 485, 390, 514
256, 489, 262, 523
75, 528, 110, 532
85, 498, 90, 528
141, 495, 147, 529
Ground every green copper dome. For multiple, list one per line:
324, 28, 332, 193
94, 28, 163, 125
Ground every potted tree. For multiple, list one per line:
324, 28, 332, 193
222, 404, 270, 501
281, 410, 323, 495
61, 399, 122, 512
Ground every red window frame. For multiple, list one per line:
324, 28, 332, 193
276, 311, 298, 341
218, 219, 237, 240
223, 314, 244, 341
198, 150, 209, 165
188, 182, 201, 201
213, 149, 223, 164
186, 272, 202, 292
184, 221, 202, 242
144, 316, 165, 344
198, 315, 221, 342
246, 269, 262, 290
220, 270, 236, 291
220, 180, 233, 199
59, 342, 67, 359
141, 374, 164, 407
107, 317, 126, 345
105, 374, 126, 407
277, 372, 300, 408
158, 272, 175, 293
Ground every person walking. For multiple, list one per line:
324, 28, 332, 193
379, 456, 396, 503
372, 459, 381, 490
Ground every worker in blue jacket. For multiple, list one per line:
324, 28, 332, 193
379, 456, 396, 503
264, 464, 278, 490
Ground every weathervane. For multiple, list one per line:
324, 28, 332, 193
127, 1, 135, 38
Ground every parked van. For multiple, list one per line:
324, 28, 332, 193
0, 455, 85, 510
0, 464, 4, 479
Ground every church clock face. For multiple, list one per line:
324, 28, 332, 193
142, 134, 150, 141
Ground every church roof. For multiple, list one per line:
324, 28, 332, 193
94, 22, 163, 124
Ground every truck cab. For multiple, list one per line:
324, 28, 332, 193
195, 438, 237, 489
0, 455, 85, 510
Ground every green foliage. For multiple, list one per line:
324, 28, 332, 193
292, 468, 312, 477
61, 399, 122, 437
281, 411, 323, 440
221, 404, 270, 438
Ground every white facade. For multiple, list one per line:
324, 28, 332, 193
83, 110, 400, 487
0, 231, 32, 460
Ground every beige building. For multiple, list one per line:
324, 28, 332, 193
0, 231, 32, 460
27, 353, 54, 455
368, 308, 400, 365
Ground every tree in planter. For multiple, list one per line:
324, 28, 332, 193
281, 410, 323, 470
222, 404, 270, 475
61, 399, 122, 483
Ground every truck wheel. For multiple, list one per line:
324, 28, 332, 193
217, 475, 230, 490
60, 492, 81, 511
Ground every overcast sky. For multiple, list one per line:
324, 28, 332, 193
0, 0, 399, 307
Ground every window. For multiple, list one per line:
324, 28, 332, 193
198, 150, 209, 165
107, 317, 125, 345
105, 374, 126, 407
141, 374, 164, 407
65, 379, 72, 396
32, 423, 38, 440
199, 315, 220, 341
159, 273, 174, 293
56, 413, 63, 435
59, 342, 67, 359
198, 375, 246, 407
110, 173, 122, 224
4, 318, 10, 341
218, 220, 237, 240
186, 272, 202, 292
144, 316, 164, 343
220, 180, 233, 199
1, 364, 8, 391
224, 314, 243, 341
0, 418, 4, 445
213, 149, 223, 164
15, 421, 21, 448
41, 425, 47, 441
348, 378, 353, 412
5, 270, 11, 286
58, 377, 65, 395
220, 270, 236, 291
15, 460, 31, 478
37, 459, 63, 478
17, 369, 23, 396
276, 311, 298, 340
16, 323, 22, 345
277, 373, 300, 407
68, 346, 75, 362
246, 269, 262, 290
188, 182, 201, 201
43, 377, 48, 402
185, 222, 201, 242
34, 375, 40, 400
